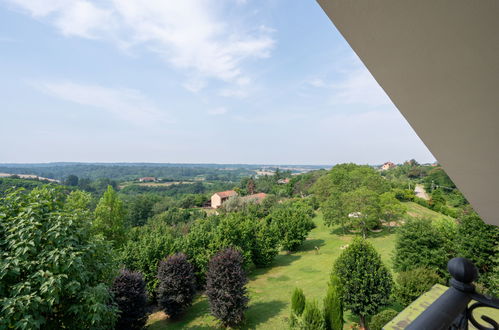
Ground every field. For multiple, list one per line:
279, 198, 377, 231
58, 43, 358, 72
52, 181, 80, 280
147, 203, 448, 329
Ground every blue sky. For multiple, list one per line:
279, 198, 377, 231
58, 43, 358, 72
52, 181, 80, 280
0, 0, 434, 165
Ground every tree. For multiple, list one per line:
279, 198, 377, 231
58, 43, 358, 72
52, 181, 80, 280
0, 187, 118, 329
247, 177, 256, 195
251, 219, 280, 267
206, 248, 248, 327
379, 192, 407, 225
369, 309, 398, 330
333, 238, 392, 329
126, 194, 157, 227
157, 253, 197, 319
64, 174, 79, 186
110, 269, 148, 330
268, 200, 315, 251
323, 275, 343, 330
94, 185, 127, 247
322, 191, 347, 233
393, 267, 443, 306
300, 300, 324, 329
456, 211, 499, 274
342, 187, 381, 238
120, 220, 176, 297
393, 218, 451, 276
290, 288, 306, 327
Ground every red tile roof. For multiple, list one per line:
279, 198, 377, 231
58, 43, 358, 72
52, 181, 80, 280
214, 190, 238, 198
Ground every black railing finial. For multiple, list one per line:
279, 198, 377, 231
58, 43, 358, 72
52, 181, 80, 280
448, 257, 478, 293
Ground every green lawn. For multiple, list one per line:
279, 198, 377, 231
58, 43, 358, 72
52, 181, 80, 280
147, 203, 451, 329
148, 214, 397, 329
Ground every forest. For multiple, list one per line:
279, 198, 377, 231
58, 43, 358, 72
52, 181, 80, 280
0, 161, 497, 329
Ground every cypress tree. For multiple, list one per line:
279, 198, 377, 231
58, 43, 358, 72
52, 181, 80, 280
290, 287, 306, 327
301, 299, 324, 329
323, 275, 343, 330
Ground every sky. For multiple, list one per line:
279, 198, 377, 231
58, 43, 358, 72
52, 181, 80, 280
0, 0, 435, 165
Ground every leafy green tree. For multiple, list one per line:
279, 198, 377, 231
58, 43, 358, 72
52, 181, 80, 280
457, 211, 499, 274
322, 191, 347, 232
94, 185, 127, 247
323, 275, 343, 330
251, 219, 280, 267
333, 238, 392, 329
64, 174, 79, 186
369, 309, 398, 330
342, 187, 381, 238
0, 187, 118, 329
126, 194, 157, 227
394, 267, 443, 306
120, 219, 176, 297
379, 191, 407, 224
268, 200, 315, 251
393, 218, 452, 276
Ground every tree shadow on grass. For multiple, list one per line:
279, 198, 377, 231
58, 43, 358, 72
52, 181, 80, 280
249, 254, 301, 279
243, 300, 287, 329
299, 238, 325, 252
148, 296, 216, 330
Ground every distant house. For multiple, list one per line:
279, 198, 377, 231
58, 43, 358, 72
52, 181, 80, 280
277, 178, 290, 184
138, 177, 157, 182
241, 192, 267, 203
211, 190, 238, 209
380, 162, 396, 171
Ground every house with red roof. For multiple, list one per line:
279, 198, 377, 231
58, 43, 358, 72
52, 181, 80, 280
211, 190, 238, 209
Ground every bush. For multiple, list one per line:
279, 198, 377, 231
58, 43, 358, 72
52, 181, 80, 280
394, 267, 443, 306
0, 187, 118, 329
251, 219, 280, 267
206, 248, 248, 327
291, 288, 306, 316
369, 309, 398, 330
323, 275, 343, 330
111, 269, 148, 330
157, 253, 197, 319
333, 238, 392, 329
290, 288, 306, 327
301, 300, 324, 329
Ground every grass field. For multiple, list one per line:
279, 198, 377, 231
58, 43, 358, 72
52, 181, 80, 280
147, 203, 451, 329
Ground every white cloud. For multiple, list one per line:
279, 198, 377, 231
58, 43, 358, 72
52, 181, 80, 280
34, 81, 170, 125
208, 107, 228, 115
306, 55, 392, 107
6, 0, 274, 89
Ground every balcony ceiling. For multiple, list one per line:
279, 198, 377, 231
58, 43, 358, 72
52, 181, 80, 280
317, 0, 499, 226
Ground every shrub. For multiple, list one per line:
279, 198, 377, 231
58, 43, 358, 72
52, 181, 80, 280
290, 287, 306, 327
0, 187, 118, 329
323, 275, 343, 330
333, 238, 392, 329
157, 253, 197, 319
394, 267, 443, 306
111, 269, 148, 330
369, 309, 398, 330
301, 300, 324, 329
206, 248, 249, 327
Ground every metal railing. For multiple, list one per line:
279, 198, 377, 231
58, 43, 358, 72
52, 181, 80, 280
406, 257, 498, 330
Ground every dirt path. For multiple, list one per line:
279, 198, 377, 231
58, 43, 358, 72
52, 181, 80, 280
415, 184, 430, 200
